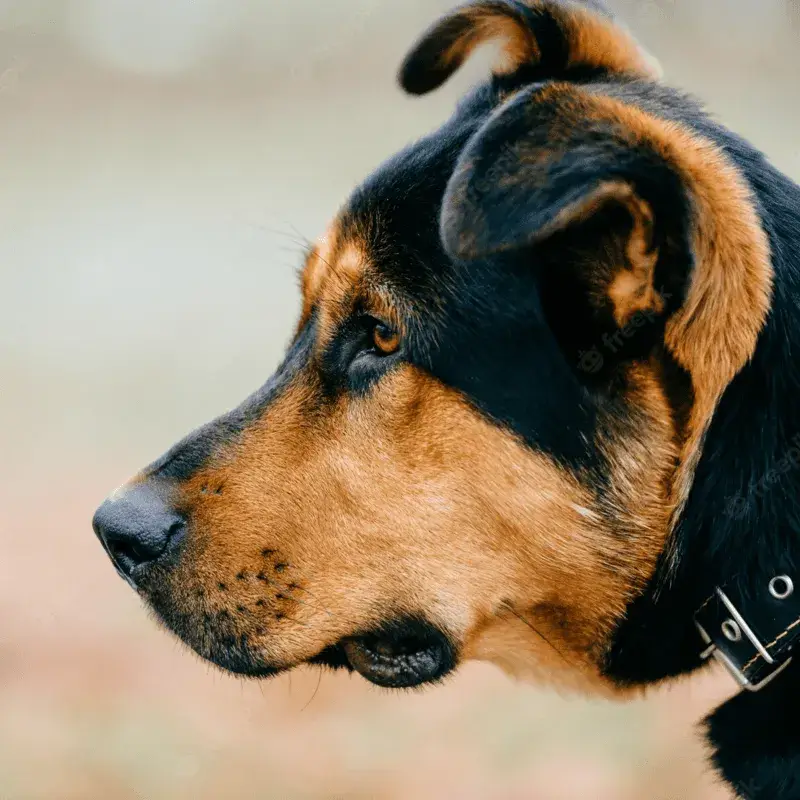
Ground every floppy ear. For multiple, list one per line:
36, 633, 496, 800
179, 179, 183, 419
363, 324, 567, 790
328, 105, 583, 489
399, 0, 658, 96
441, 88, 689, 354
439, 84, 772, 400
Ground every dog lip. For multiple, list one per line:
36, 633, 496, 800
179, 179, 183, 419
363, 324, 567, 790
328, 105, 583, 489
340, 623, 455, 688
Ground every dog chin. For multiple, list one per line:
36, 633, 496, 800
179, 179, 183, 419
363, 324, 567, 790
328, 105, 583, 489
145, 586, 457, 687
202, 619, 457, 689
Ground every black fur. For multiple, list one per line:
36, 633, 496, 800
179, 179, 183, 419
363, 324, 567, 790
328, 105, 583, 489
399, 0, 613, 95
124, 3, 800, 795
391, 18, 800, 799
706, 662, 800, 799
342, 88, 603, 469
601, 89, 800, 797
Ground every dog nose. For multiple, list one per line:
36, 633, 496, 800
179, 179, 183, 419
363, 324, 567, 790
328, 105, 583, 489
92, 483, 184, 586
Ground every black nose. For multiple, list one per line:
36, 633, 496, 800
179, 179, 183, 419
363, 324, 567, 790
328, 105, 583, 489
92, 483, 185, 586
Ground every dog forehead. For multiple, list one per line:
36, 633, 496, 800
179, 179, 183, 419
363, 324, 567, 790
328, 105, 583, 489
301, 161, 456, 320
334, 90, 494, 276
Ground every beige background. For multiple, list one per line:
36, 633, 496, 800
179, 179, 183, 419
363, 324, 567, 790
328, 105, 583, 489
1, 1, 798, 798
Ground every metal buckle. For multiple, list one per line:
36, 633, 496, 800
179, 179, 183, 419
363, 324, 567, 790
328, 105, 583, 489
696, 587, 793, 692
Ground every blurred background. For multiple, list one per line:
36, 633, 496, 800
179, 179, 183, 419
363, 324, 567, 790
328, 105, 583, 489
1, 1, 798, 798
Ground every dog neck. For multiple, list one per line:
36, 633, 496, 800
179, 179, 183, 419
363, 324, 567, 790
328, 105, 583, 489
605, 140, 800, 797
685, 292, 800, 799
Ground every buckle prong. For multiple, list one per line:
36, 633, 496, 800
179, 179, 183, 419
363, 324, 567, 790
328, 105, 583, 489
715, 587, 775, 664
696, 588, 792, 692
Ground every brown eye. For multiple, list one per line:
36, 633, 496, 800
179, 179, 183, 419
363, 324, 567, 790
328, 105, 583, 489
372, 321, 401, 355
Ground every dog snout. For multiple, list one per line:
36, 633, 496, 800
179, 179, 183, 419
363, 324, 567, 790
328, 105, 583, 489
92, 483, 185, 587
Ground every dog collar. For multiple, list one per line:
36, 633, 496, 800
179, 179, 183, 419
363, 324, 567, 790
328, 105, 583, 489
696, 573, 799, 691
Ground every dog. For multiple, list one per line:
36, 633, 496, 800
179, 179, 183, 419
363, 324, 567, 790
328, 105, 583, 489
92, 2, 800, 797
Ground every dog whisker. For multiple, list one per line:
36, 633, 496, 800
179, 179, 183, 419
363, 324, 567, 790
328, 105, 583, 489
299, 666, 324, 713
502, 602, 572, 667
257, 572, 362, 630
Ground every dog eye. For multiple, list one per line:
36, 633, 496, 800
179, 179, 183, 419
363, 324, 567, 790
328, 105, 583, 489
371, 321, 401, 355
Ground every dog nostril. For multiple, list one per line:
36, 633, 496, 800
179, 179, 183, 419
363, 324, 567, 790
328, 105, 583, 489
108, 521, 183, 567
107, 538, 152, 568
165, 519, 184, 543
92, 485, 185, 584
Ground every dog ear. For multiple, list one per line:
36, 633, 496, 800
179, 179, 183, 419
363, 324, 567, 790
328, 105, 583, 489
441, 89, 686, 344
399, 0, 658, 96
440, 84, 772, 398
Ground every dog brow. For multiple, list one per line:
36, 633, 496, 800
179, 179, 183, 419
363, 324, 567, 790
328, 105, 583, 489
299, 242, 335, 328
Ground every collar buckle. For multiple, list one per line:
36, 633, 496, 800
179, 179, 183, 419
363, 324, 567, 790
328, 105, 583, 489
695, 581, 797, 692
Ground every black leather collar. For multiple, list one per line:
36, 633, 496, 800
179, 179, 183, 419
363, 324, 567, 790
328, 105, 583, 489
696, 572, 800, 691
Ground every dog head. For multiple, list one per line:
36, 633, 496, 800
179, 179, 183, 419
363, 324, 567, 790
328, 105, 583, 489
93, 0, 772, 695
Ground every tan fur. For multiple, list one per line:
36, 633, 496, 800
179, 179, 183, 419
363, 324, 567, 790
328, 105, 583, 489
582, 96, 773, 396
560, 5, 656, 78
164, 358, 670, 693
580, 90, 773, 536
605, 187, 663, 328
534, 180, 663, 328
427, 1, 657, 82
299, 221, 339, 330
131, 201, 699, 695
471, 7, 541, 75
314, 240, 369, 348
115, 53, 771, 696
519, 83, 772, 530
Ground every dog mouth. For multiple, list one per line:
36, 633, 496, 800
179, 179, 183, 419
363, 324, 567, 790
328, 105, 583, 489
338, 620, 455, 688
145, 583, 456, 688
